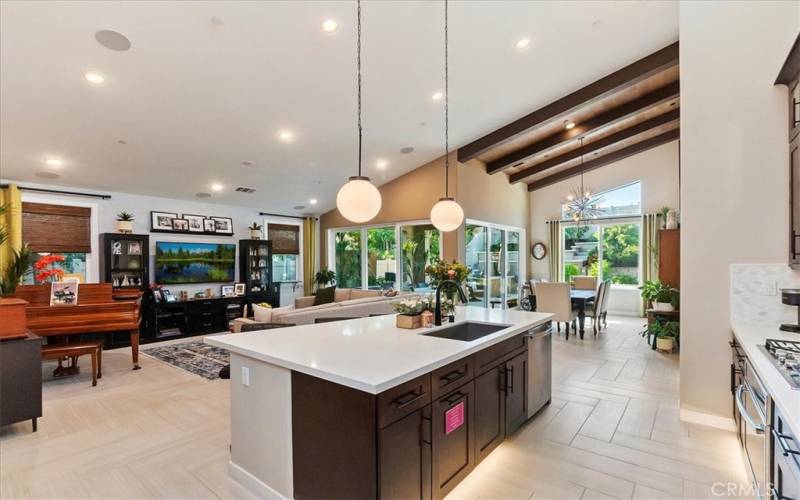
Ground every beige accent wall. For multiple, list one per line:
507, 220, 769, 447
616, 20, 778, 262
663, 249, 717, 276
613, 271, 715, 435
319, 153, 530, 269
528, 140, 680, 280
679, 0, 798, 420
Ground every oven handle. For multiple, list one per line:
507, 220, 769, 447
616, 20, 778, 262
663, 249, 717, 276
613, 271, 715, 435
735, 384, 765, 434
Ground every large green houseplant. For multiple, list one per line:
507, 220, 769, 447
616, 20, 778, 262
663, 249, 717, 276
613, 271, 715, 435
639, 280, 679, 311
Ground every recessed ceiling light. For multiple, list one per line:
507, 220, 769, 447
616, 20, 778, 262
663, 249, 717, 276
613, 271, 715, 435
210, 183, 224, 191
516, 38, 531, 50
196, 192, 211, 198
309, 198, 318, 205
375, 159, 388, 169
432, 92, 443, 101
45, 158, 63, 167
564, 121, 576, 130
84, 71, 105, 84
242, 160, 254, 166
321, 19, 339, 33
35, 171, 60, 179
278, 130, 294, 142
94, 30, 131, 51
400, 146, 414, 154
210, 16, 223, 26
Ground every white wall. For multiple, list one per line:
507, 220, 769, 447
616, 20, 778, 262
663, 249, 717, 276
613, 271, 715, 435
679, 0, 798, 422
528, 141, 680, 314
3, 179, 306, 299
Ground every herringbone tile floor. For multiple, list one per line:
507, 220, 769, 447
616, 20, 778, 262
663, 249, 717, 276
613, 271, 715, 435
0, 316, 749, 499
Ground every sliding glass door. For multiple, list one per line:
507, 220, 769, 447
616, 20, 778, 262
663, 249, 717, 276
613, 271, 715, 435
465, 224, 488, 306
367, 227, 396, 289
334, 229, 362, 288
400, 224, 440, 292
465, 221, 524, 309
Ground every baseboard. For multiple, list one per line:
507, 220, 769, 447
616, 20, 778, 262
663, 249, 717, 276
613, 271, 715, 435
679, 408, 736, 432
229, 461, 289, 499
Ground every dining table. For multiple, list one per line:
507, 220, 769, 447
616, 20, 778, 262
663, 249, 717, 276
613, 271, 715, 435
528, 288, 596, 339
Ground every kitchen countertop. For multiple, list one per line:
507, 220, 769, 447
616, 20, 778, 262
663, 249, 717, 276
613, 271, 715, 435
206, 306, 553, 394
731, 321, 800, 435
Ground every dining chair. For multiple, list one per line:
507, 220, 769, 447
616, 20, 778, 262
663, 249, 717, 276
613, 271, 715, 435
573, 275, 598, 290
534, 282, 577, 339
589, 281, 611, 335
598, 280, 611, 330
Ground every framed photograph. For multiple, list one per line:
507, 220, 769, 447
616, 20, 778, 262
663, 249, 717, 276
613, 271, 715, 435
127, 241, 142, 255
203, 219, 216, 232
172, 218, 189, 231
183, 214, 206, 233
111, 241, 123, 255
151, 211, 178, 231
221, 285, 235, 297
50, 281, 79, 306
212, 217, 234, 235
152, 289, 163, 302
162, 289, 177, 302
234, 283, 246, 296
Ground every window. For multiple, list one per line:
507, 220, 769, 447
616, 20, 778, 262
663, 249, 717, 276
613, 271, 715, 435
367, 227, 396, 289
561, 181, 641, 220
23, 252, 88, 284
464, 222, 524, 308
272, 254, 298, 282
21, 202, 92, 284
328, 222, 441, 291
267, 222, 301, 283
563, 222, 641, 285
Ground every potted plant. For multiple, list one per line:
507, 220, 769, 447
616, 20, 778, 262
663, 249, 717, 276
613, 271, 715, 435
651, 320, 679, 352
659, 207, 670, 229
314, 267, 336, 290
393, 297, 428, 329
248, 222, 262, 239
116, 211, 134, 233
0, 244, 34, 295
639, 280, 679, 311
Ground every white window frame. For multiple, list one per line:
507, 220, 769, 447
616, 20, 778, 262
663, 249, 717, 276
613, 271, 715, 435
561, 216, 642, 289
327, 219, 443, 290
464, 219, 526, 309
263, 217, 304, 285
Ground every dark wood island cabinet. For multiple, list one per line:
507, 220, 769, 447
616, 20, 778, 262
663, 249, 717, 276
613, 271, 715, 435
290, 323, 548, 500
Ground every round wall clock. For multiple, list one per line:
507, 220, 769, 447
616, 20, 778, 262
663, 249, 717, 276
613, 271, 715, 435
532, 242, 547, 260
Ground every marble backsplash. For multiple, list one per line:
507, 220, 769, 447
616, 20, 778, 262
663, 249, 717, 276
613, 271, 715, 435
731, 264, 800, 325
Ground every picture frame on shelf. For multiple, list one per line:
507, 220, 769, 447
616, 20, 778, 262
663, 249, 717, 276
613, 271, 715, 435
172, 218, 189, 231
50, 282, 79, 306
212, 217, 234, 235
234, 283, 245, 296
151, 211, 178, 231
221, 285, 235, 297
203, 219, 216, 232
184, 214, 206, 233
111, 241, 123, 255
127, 241, 142, 255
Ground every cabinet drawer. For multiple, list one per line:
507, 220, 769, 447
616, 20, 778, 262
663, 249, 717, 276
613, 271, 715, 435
474, 335, 525, 375
377, 374, 431, 429
431, 357, 473, 399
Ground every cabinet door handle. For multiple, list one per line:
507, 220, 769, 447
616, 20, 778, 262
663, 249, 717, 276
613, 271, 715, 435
499, 368, 507, 393
771, 486, 792, 500
773, 428, 800, 457
507, 366, 515, 394
420, 415, 432, 446
392, 390, 425, 409
443, 391, 465, 405
440, 369, 466, 384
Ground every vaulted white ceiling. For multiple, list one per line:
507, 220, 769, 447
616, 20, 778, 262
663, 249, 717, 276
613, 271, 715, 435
0, 0, 678, 214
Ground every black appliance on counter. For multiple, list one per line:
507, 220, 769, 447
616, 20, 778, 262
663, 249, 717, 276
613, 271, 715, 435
780, 289, 800, 333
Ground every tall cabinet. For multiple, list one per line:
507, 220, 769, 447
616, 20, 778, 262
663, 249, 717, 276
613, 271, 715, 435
777, 34, 800, 267
99, 233, 150, 293
238, 239, 274, 304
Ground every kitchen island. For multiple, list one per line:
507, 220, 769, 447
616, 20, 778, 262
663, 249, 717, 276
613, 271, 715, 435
206, 306, 553, 500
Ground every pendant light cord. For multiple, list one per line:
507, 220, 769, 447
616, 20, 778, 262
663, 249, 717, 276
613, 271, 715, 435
444, 0, 450, 197
579, 136, 584, 194
357, 0, 363, 178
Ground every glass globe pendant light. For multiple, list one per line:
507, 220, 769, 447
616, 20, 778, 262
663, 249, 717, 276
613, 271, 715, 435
336, 0, 382, 224
430, 0, 464, 232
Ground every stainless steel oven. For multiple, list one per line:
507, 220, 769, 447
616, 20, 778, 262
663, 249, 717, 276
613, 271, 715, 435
735, 357, 769, 499
771, 404, 800, 500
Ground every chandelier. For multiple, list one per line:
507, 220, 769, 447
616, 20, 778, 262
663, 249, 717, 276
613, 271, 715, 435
562, 137, 604, 223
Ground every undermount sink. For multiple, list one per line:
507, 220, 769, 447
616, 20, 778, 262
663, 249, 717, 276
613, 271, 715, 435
423, 321, 510, 342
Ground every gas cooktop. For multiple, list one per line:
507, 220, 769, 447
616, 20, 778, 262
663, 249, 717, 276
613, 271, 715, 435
759, 339, 800, 389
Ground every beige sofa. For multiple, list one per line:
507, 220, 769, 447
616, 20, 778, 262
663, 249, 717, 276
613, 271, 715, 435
232, 288, 417, 330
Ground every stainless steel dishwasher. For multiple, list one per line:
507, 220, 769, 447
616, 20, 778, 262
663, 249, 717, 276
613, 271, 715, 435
526, 321, 552, 418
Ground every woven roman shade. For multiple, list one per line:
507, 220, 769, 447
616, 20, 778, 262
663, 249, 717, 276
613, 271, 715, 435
268, 223, 300, 254
22, 202, 91, 253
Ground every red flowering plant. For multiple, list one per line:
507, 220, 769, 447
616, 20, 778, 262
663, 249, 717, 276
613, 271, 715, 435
33, 255, 65, 283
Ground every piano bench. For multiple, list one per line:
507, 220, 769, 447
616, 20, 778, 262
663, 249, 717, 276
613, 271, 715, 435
41, 342, 102, 387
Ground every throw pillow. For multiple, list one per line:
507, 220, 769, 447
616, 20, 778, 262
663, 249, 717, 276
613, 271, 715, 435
314, 286, 336, 306
383, 288, 398, 297
253, 303, 273, 323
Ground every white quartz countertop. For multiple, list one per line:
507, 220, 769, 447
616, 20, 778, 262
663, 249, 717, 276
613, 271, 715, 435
206, 306, 553, 394
731, 321, 800, 436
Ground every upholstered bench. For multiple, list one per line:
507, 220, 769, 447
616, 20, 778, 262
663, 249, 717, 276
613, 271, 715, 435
41, 341, 102, 386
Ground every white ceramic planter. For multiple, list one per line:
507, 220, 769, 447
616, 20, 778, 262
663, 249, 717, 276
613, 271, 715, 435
656, 337, 674, 352
250, 229, 261, 239
116, 220, 133, 233
653, 301, 674, 312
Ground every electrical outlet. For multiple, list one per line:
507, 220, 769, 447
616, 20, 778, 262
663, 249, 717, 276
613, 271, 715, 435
241, 366, 250, 386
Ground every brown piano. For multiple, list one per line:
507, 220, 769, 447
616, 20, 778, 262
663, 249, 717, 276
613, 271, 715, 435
13, 283, 142, 370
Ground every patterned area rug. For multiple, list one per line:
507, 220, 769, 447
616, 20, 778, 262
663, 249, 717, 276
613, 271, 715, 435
142, 340, 229, 380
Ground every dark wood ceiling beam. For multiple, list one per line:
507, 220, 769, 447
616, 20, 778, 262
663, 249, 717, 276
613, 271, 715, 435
527, 128, 680, 192
457, 42, 679, 162
509, 108, 679, 184
485, 81, 680, 174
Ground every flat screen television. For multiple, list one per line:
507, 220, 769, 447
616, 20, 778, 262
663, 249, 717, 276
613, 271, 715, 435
154, 241, 236, 284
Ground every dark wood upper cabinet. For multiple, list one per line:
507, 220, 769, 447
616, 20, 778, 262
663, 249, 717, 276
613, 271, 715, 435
778, 33, 800, 268
791, 136, 800, 268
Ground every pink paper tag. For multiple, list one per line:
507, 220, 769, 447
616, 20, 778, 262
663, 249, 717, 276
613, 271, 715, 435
444, 401, 465, 435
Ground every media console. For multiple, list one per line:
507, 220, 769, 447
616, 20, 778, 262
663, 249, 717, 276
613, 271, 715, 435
141, 296, 246, 344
